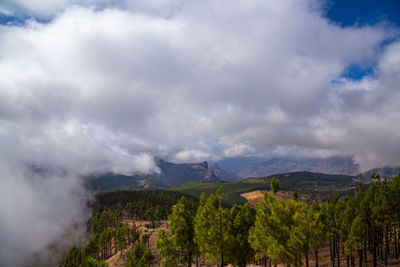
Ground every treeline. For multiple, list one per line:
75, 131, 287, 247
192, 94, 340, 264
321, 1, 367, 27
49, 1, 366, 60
90, 189, 198, 221
156, 174, 400, 267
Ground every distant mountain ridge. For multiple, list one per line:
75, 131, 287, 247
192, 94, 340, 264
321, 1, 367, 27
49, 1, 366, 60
155, 158, 229, 185
86, 158, 236, 190
214, 156, 360, 178
357, 166, 400, 181
82, 156, 400, 192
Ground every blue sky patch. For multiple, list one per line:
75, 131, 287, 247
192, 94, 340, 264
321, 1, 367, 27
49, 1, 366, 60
341, 64, 375, 80
0, 14, 26, 26
324, 0, 400, 27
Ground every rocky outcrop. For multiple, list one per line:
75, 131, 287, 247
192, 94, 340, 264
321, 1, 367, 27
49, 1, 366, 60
155, 158, 224, 185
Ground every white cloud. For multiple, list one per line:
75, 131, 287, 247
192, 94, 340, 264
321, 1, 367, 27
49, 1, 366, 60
173, 149, 211, 163
0, 0, 400, 265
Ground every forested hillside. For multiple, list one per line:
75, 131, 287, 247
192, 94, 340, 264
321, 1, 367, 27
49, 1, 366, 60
159, 174, 400, 267
62, 173, 400, 267
62, 190, 199, 266
169, 171, 357, 205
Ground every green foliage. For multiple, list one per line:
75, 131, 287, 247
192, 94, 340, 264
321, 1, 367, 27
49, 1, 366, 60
194, 186, 229, 265
169, 181, 257, 206
81, 222, 140, 262
308, 199, 329, 251
249, 194, 305, 266
141, 233, 150, 248
145, 205, 162, 228
169, 171, 357, 206
293, 189, 299, 200
156, 197, 198, 266
90, 190, 198, 222
271, 177, 279, 194
161, 258, 178, 267
225, 203, 255, 267
90, 209, 122, 234
69, 173, 400, 267
125, 242, 154, 267
63, 246, 108, 267
344, 215, 367, 255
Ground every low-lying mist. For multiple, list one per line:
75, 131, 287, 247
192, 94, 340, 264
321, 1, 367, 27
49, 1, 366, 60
0, 122, 159, 266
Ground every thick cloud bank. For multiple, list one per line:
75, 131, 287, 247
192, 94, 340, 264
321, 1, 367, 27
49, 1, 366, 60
0, 0, 400, 265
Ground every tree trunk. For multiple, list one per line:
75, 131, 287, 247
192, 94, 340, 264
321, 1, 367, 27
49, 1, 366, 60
337, 234, 341, 267
373, 228, 377, 267
385, 223, 389, 266
395, 227, 398, 259
380, 229, 383, 261
346, 255, 349, 267
187, 252, 192, 267
331, 238, 336, 267
315, 248, 319, 267
219, 207, 224, 267
398, 227, 400, 258
358, 249, 363, 267
306, 250, 309, 267
220, 247, 224, 267
364, 239, 367, 263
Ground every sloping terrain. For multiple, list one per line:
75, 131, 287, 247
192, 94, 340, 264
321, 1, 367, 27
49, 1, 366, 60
155, 158, 220, 185
105, 220, 168, 267
85, 159, 236, 191
241, 191, 293, 207
85, 173, 162, 191
214, 156, 360, 178
169, 171, 357, 206
357, 166, 400, 181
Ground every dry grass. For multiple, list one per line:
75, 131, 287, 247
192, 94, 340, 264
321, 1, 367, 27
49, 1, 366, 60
241, 190, 293, 207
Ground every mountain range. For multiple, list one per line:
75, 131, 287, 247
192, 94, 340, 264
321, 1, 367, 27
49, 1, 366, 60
85, 156, 400, 191
356, 166, 400, 181
86, 158, 235, 191
213, 156, 360, 178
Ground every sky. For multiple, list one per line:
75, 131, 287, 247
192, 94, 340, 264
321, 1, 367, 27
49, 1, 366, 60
0, 0, 400, 265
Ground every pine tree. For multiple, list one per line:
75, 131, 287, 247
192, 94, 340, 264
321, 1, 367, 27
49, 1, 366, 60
225, 203, 255, 267
248, 193, 272, 264
250, 193, 304, 266
194, 187, 229, 266
271, 177, 280, 194
63, 245, 108, 267
293, 189, 299, 201
345, 215, 367, 267
125, 202, 134, 219
125, 242, 154, 267
156, 197, 198, 267
308, 199, 329, 267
